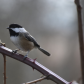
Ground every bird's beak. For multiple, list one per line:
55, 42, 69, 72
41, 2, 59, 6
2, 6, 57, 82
7, 27, 9, 29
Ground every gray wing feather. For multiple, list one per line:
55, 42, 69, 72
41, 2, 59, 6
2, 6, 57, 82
23, 33, 40, 47
19, 32, 50, 56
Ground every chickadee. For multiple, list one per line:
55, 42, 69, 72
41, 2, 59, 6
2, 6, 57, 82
7, 24, 50, 58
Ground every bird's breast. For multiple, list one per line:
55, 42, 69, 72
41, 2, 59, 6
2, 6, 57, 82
10, 36, 35, 51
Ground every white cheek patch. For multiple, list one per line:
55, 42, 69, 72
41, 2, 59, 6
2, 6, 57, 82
11, 28, 27, 33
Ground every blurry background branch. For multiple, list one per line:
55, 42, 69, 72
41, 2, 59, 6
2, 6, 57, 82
0, 43, 71, 84
75, 0, 84, 83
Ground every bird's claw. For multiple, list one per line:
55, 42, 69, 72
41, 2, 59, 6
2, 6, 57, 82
12, 49, 20, 53
23, 55, 28, 60
12, 50, 18, 53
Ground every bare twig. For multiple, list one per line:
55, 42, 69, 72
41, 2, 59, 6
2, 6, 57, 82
1, 43, 7, 84
75, 0, 84, 83
0, 44, 71, 84
23, 76, 46, 84
3, 54, 6, 84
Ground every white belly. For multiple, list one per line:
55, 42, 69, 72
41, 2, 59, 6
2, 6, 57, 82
10, 36, 34, 51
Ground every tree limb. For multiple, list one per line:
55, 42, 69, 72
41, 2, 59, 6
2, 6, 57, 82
0, 44, 71, 84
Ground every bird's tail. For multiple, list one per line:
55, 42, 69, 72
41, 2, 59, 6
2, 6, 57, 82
38, 47, 50, 56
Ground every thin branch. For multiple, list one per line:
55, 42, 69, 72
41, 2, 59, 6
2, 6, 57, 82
75, 0, 84, 83
71, 81, 79, 84
3, 54, 6, 84
23, 76, 46, 84
0, 44, 71, 84
2, 43, 7, 84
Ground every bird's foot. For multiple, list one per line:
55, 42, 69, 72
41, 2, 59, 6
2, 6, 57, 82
23, 55, 28, 60
12, 49, 19, 53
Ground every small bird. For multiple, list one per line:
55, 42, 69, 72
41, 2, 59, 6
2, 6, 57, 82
7, 24, 50, 59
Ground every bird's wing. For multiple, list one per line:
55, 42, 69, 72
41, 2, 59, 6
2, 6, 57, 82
22, 33, 40, 47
